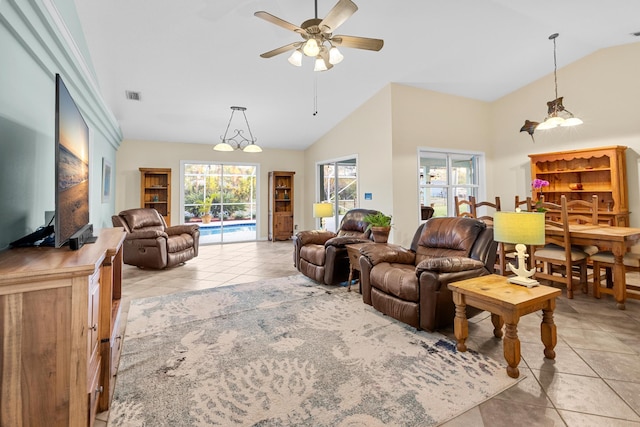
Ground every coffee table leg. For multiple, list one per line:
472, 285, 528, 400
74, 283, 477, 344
503, 322, 521, 378
347, 267, 353, 292
541, 301, 557, 360
491, 313, 504, 338
452, 292, 468, 352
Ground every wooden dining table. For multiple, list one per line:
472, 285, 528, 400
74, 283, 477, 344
544, 223, 640, 309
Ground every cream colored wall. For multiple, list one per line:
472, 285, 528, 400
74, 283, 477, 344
302, 85, 393, 230
389, 84, 493, 245
115, 139, 304, 240
490, 42, 640, 228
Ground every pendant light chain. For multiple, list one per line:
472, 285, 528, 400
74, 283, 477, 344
551, 33, 559, 102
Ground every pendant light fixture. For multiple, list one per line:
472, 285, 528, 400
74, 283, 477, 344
213, 106, 262, 153
520, 33, 583, 141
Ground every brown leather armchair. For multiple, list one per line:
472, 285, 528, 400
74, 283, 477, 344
293, 208, 380, 285
359, 217, 497, 332
112, 208, 200, 269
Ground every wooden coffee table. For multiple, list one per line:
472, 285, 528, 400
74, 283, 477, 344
448, 274, 561, 378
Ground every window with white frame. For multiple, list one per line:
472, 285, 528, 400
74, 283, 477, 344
418, 150, 483, 217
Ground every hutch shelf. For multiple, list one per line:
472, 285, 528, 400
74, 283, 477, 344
268, 171, 295, 241
529, 146, 628, 226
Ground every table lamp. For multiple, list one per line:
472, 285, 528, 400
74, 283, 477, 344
493, 211, 545, 288
313, 202, 333, 230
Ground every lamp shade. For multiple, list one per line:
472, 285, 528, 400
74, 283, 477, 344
313, 202, 333, 218
493, 211, 545, 245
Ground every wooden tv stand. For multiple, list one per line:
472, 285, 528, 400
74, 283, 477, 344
0, 228, 126, 427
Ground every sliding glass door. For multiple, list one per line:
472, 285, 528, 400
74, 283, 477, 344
318, 158, 357, 231
183, 162, 258, 243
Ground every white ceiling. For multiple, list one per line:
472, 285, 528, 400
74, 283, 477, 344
73, 0, 640, 151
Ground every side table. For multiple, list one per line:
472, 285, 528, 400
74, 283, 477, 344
346, 243, 370, 292
448, 274, 561, 378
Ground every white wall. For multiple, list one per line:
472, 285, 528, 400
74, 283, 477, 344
115, 139, 304, 240
490, 42, 640, 228
0, 0, 121, 249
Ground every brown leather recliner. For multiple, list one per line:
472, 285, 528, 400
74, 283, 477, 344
359, 217, 497, 332
112, 208, 200, 269
293, 208, 381, 285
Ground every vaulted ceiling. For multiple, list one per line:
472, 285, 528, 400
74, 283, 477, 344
73, 0, 640, 150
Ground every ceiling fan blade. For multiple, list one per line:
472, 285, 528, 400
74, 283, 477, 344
319, 0, 357, 33
254, 11, 305, 34
332, 35, 384, 51
260, 42, 300, 58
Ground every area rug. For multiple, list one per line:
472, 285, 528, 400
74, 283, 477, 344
108, 275, 519, 426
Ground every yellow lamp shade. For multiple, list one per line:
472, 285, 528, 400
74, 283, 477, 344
493, 211, 545, 245
313, 202, 333, 218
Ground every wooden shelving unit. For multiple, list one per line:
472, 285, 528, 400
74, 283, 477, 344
529, 146, 628, 226
140, 167, 171, 225
268, 171, 295, 241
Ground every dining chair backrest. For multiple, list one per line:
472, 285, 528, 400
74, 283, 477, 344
455, 196, 501, 223
514, 196, 535, 212
454, 196, 474, 218
566, 195, 599, 225
471, 196, 501, 225
537, 196, 570, 248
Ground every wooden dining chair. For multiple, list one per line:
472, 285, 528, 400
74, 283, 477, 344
591, 252, 640, 300
531, 195, 589, 298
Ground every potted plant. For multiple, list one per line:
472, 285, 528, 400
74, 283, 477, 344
199, 200, 213, 224
363, 212, 392, 243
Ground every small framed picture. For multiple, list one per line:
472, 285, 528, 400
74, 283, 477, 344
102, 158, 112, 203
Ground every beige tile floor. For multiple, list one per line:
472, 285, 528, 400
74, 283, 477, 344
97, 241, 640, 426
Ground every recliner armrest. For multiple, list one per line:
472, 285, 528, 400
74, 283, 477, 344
126, 229, 168, 240
416, 256, 485, 276
325, 236, 370, 247
360, 243, 415, 266
166, 224, 199, 236
294, 230, 336, 246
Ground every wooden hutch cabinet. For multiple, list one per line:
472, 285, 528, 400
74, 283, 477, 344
0, 228, 125, 427
529, 146, 629, 226
140, 167, 171, 225
268, 171, 295, 241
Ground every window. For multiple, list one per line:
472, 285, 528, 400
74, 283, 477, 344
318, 158, 357, 231
419, 150, 484, 217
182, 162, 258, 243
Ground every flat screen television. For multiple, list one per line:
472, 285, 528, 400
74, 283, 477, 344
55, 74, 90, 248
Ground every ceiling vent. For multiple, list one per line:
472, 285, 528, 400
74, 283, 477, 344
125, 90, 141, 101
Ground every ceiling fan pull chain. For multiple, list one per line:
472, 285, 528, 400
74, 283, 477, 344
313, 75, 318, 116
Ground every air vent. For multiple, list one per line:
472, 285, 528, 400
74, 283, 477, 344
125, 90, 141, 101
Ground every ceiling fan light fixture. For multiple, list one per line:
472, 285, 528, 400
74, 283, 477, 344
329, 46, 344, 64
288, 49, 303, 66
314, 56, 328, 71
303, 38, 320, 56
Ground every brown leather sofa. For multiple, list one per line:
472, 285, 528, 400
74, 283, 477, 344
293, 208, 380, 285
359, 217, 497, 331
112, 208, 200, 269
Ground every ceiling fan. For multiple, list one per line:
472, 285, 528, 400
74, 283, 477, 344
255, 0, 384, 71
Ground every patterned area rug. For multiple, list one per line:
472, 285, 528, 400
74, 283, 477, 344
108, 275, 519, 426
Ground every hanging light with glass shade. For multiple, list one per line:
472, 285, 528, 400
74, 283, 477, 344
520, 33, 583, 141
213, 106, 262, 153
